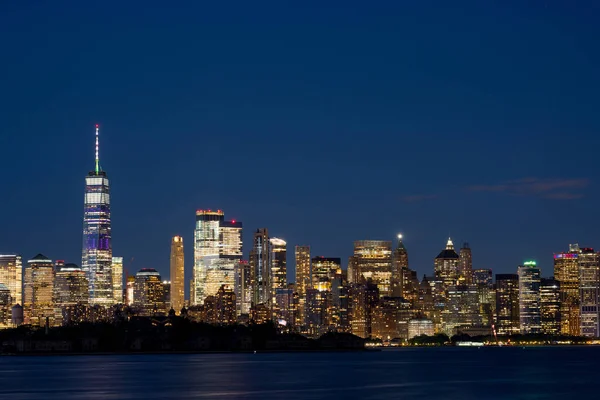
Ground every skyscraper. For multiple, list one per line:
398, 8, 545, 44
54, 263, 89, 307
554, 245, 581, 336
112, 257, 123, 304
434, 238, 460, 288
517, 261, 541, 334
540, 278, 561, 335
81, 124, 113, 306
193, 210, 242, 304
458, 243, 473, 284
495, 274, 520, 335
391, 234, 408, 297
295, 245, 311, 324
352, 240, 393, 297
578, 248, 600, 337
170, 236, 185, 312
250, 228, 270, 307
133, 268, 165, 316
0, 255, 22, 306
311, 257, 341, 289
23, 254, 57, 326
270, 238, 287, 316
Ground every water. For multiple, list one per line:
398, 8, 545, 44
0, 347, 596, 399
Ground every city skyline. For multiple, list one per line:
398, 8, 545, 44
1, 2, 600, 283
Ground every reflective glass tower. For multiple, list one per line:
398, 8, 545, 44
81, 125, 113, 306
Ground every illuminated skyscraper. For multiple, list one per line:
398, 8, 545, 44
54, 263, 89, 306
311, 257, 340, 289
235, 260, 252, 315
250, 228, 270, 307
554, 245, 581, 336
434, 238, 460, 288
193, 210, 242, 304
458, 243, 473, 284
441, 284, 482, 335
518, 261, 541, 334
170, 236, 185, 312
391, 234, 408, 297
23, 254, 57, 326
125, 275, 135, 306
495, 274, 520, 335
0, 255, 22, 306
540, 278, 561, 335
112, 257, 123, 304
349, 280, 379, 338
472, 269, 494, 326
0, 285, 12, 328
133, 268, 165, 316
270, 238, 287, 316
578, 248, 600, 337
352, 240, 392, 297
81, 124, 113, 306
295, 245, 311, 323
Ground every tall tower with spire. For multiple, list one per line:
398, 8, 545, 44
81, 124, 113, 306
391, 234, 408, 297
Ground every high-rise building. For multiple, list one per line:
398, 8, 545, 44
23, 254, 57, 326
193, 210, 242, 304
472, 269, 494, 327
495, 274, 520, 335
554, 245, 581, 336
111, 257, 123, 304
0, 285, 12, 328
518, 261, 541, 334
540, 278, 561, 335
82, 124, 113, 306
250, 228, 270, 307
352, 240, 393, 297
270, 238, 287, 316
458, 243, 473, 284
54, 263, 89, 307
305, 287, 331, 338
170, 236, 185, 312
311, 257, 341, 290
0, 255, 22, 306
125, 275, 135, 306
349, 280, 379, 338
274, 285, 297, 330
578, 248, 600, 337
133, 268, 165, 316
441, 284, 482, 335
434, 238, 460, 288
391, 234, 408, 297
295, 245, 311, 325
235, 260, 252, 316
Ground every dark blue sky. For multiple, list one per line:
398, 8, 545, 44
1, 1, 599, 286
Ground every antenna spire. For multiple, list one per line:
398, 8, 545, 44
95, 124, 100, 173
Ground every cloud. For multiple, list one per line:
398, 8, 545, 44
401, 194, 438, 203
468, 177, 589, 200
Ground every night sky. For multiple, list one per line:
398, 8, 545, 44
1, 1, 599, 287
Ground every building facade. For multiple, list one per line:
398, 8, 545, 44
270, 238, 287, 317
495, 274, 520, 335
111, 257, 123, 304
295, 246, 311, 325
133, 268, 165, 316
24, 254, 57, 326
0, 255, 22, 306
250, 228, 270, 307
458, 243, 473, 284
170, 236, 185, 312
554, 245, 581, 336
518, 261, 541, 334
352, 240, 392, 297
540, 278, 561, 335
391, 235, 408, 297
578, 248, 600, 337
434, 238, 460, 288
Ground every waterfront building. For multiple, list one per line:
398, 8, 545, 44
54, 263, 89, 325
81, 124, 113, 306
391, 234, 408, 297
111, 257, 123, 304
162, 281, 171, 309
305, 287, 331, 337
274, 285, 297, 329
0, 284, 12, 328
472, 269, 494, 327
0, 254, 22, 306
270, 238, 287, 318
434, 238, 460, 288
578, 248, 600, 337
408, 318, 435, 339
518, 261, 541, 334
125, 275, 135, 306
352, 240, 393, 297
349, 280, 379, 339
250, 228, 270, 307
133, 268, 165, 316
371, 297, 405, 341
23, 254, 58, 326
215, 285, 236, 324
235, 260, 252, 316
554, 245, 581, 336
441, 284, 482, 336
170, 236, 185, 312
495, 274, 520, 335
540, 278, 561, 335
295, 246, 311, 324
458, 243, 473, 284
